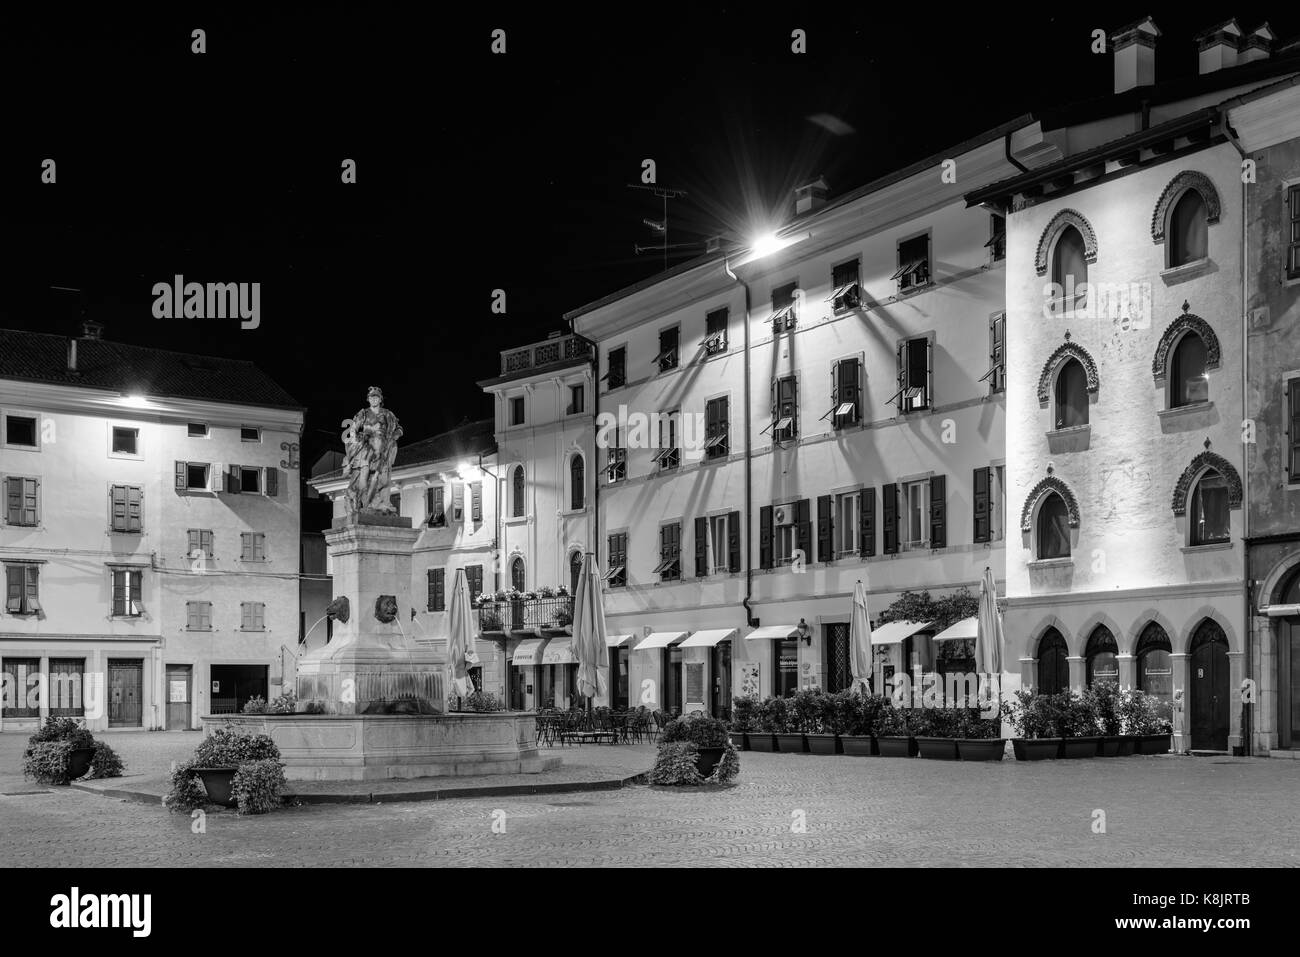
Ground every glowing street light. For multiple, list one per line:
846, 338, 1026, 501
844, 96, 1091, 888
730, 230, 812, 268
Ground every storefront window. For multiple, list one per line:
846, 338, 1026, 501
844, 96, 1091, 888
774, 638, 799, 698
1136, 623, 1173, 702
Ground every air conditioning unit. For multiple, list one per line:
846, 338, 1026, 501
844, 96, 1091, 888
773, 503, 797, 526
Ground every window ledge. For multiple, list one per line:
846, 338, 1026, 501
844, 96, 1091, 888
1047, 423, 1091, 454
1028, 557, 1074, 570
560, 507, 587, 517
503, 515, 528, 526
1181, 542, 1233, 554
1160, 258, 1214, 285
1158, 400, 1214, 423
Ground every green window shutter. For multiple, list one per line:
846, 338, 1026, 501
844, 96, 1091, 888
694, 517, 708, 577
727, 512, 741, 573
759, 506, 773, 569
817, 495, 832, 562
929, 474, 947, 549
265, 468, 279, 497
973, 468, 991, 543
175, 461, 187, 490
860, 487, 876, 558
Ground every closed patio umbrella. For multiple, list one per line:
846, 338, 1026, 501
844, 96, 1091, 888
447, 567, 478, 698
572, 552, 608, 701
975, 566, 1005, 677
849, 579, 873, 694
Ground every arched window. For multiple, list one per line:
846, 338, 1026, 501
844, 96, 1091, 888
1171, 332, 1208, 407
1085, 625, 1119, 687
1169, 190, 1208, 267
1135, 622, 1172, 701
1054, 357, 1089, 429
1190, 469, 1230, 545
512, 465, 525, 518
1036, 492, 1071, 559
510, 556, 525, 592
1052, 226, 1088, 308
569, 551, 583, 595
1037, 628, 1070, 694
569, 455, 584, 511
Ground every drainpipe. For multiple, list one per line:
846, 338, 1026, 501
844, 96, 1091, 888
1224, 116, 1253, 755
1004, 132, 1029, 175
724, 259, 759, 628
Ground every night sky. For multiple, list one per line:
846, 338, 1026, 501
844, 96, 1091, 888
1, 5, 1292, 462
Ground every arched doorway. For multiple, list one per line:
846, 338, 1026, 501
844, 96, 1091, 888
1135, 622, 1173, 705
1189, 619, 1230, 751
1036, 628, 1069, 694
1085, 625, 1118, 686
1277, 568, 1300, 750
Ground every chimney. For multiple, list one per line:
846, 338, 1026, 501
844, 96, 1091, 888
66, 338, 78, 373
1238, 23, 1275, 64
80, 319, 104, 340
1110, 17, 1161, 93
793, 177, 829, 215
1196, 19, 1242, 74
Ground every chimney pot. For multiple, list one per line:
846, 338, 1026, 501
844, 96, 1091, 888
80, 319, 104, 340
1110, 17, 1161, 94
794, 176, 830, 215
1239, 23, 1275, 64
66, 338, 78, 373
1195, 18, 1242, 74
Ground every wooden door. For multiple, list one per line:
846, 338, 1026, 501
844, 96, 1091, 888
1190, 626, 1229, 751
108, 659, 143, 728
1281, 618, 1300, 750
165, 665, 192, 730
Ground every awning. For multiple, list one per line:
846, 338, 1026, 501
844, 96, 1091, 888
541, 638, 575, 665
835, 402, 856, 417
635, 631, 688, 651
606, 633, 635, 647
745, 625, 800, 641
931, 617, 977, 642
825, 282, 858, 302
511, 638, 550, 666
870, 620, 933, 645
679, 628, 737, 649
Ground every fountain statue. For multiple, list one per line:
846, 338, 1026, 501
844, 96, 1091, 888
341, 386, 403, 518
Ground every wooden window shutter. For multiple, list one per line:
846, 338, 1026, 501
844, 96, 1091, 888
859, 487, 876, 558
226, 466, 241, 494
5, 566, 20, 612
471, 481, 483, 522
694, 517, 708, 577
882, 483, 899, 554
973, 467, 991, 543
265, 468, 279, 497
128, 486, 143, 532
796, 499, 811, 560
727, 511, 741, 572
110, 485, 126, 531
174, 461, 186, 490
929, 474, 947, 548
831, 360, 840, 407
896, 342, 906, 412
759, 505, 773, 569
817, 495, 832, 562
427, 569, 436, 611
130, 569, 143, 614
926, 337, 934, 407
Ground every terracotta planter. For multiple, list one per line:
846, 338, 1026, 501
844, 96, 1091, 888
66, 747, 96, 781
839, 734, 877, 756
774, 733, 808, 754
728, 731, 749, 751
194, 767, 239, 807
695, 747, 725, 778
1012, 737, 1064, 761
957, 738, 1007, 761
915, 736, 959, 760
805, 733, 841, 755
877, 735, 918, 758
748, 733, 777, 753
1062, 736, 1102, 759
1137, 733, 1172, 755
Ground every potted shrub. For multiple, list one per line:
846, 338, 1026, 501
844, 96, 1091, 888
746, 697, 776, 752
23, 717, 97, 783
242, 694, 269, 714
915, 707, 961, 760
795, 689, 839, 755
646, 741, 740, 786
955, 708, 1006, 761
876, 707, 919, 757
1122, 690, 1173, 754
661, 713, 732, 777
771, 696, 807, 753
728, 696, 757, 750
1086, 681, 1131, 756
1004, 690, 1064, 760
1058, 691, 1103, 759
171, 727, 283, 808
840, 692, 884, 756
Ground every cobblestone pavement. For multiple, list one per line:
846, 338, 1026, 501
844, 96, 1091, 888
2, 732, 1298, 866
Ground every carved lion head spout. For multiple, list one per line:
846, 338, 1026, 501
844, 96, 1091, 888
325, 596, 350, 624
374, 595, 399, 623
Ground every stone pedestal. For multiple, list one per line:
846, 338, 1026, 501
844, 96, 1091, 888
296, 515, 445, 714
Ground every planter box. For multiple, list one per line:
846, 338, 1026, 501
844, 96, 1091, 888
1062, 736, 1102, 759
194, 767, 239, 807
1137, 733, 1171, 755
1100, 735, 1138, 757
1012, 737, 1064, 761
805, 733, 841, 756
839, 734, 877, 756
728, 731, 749, 751
877, 735, 918, 758
957, 738, 1007, 761
774, 733, 808, 754
748, 733, 777, 753
915, 736, 959, 760
695, 747, 725, 778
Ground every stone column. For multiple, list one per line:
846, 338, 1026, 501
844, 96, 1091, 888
1067, 655, 1086, 691
38, 654, 50, 724
1117, 653, 1135, 690
1228, 650, 1244, 752
1171, 653, 1189, 751
1019, 656, 1035, 691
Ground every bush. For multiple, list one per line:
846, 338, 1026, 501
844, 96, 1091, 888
88, 741, 124, 779
759, 696, 790, 733
646, 741, 740, 786
163, 761, 207, 813
194, 728, 280, 767
269, 690, 297, 714
23, 741, 77, 784
28, 716, 94, 750
845, 693, 887, 736
230, 758, 288, 814
461, 690, 505, 713
957, 708, 1001, 739
660, 712, 730, 748
729, 696, 758, 732
23, 717, 123, 783
1085, 681, 1123, 736
242, 695, 269, 714
1120, 688, 1173, 735
876, 707, 913, 737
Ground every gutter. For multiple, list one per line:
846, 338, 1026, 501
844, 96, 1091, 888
724, 258, 759, 628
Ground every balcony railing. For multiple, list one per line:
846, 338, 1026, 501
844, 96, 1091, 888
477, 595, 574, 635
499, 334, 593, 377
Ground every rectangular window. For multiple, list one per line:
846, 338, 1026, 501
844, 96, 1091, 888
772, 282, 798, 332
5, 476, 39, 526
240, 427, 261, 442
829, 260, 861, 311
891, 337, 931, 412
187, 529, 214, 560
982, 314, 1006, 394
704, 396, 729, 459
112, 568, 144, 616
654, 523, 681, 581
988, 214, 1006, 262
451, 483, 464, 522
709, 514, 729, 574
239, 466, 261, 494
654, 411, 680, 470
893, 233, 931, 291
241, 601, 266, 631
604, 347, 626, 390
605, 533, 627, 588
464, 564, 483, 602
901, 480, 928, 548
427, 486, 446, 526
606, 427, 626, 484
186, 600, 212, 631
835, 492, 860, 557
112, 427, 139, 455
771, 375, 798, 442
240, 532, 266, 562
655, 327, 679, 372
1288, 185, 1300, 280
1289, 378, 1300, 481
110, 484, 143, 532
567, 384, 585, 415
428, 567, 446, 612
705, 308, 728, 353
187, 422, 208, 438
4, 414, 38, 448
4, 563, 40, 615
509, 396, 525, 426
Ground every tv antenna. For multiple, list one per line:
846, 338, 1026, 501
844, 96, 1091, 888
626, 184, 694, 271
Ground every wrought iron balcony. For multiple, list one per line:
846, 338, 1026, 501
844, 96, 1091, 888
499, 334, 592, 377
477, 595, 574, 635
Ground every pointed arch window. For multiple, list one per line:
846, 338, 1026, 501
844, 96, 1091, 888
1036, 493, 1071, 560
1037, 628, 1069, 694
1052, 226, 1088, 309
1169, 190, 1208, 267
569, 454, 585, 511
1054, 358, 1089, 429
1190, 469, 1230, 545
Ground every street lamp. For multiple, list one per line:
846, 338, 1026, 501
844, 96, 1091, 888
796, 618, 812, 646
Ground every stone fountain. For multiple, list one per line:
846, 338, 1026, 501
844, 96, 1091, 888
204, 387, 558, 780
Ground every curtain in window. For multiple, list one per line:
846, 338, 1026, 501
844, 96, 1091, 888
1054, 359, 1089, 428
1192, 471, 1229, 544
